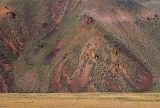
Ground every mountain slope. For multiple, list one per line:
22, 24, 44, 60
136, 0, 160, 11
0, 0, 160, 92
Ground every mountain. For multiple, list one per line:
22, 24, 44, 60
136, 0, 160, 11
0, 0, 160, 93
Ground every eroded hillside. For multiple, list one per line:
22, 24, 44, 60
0, 0, 160, 92
49, 18, 152, 92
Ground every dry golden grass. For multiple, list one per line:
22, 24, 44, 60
0, 93, 160, 108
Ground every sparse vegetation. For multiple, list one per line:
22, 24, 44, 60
136, 0, 160, 11
0, 0, 160, 93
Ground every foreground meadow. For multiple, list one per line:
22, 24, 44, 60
0, 93, 160, 108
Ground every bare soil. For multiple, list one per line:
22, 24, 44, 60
2, 38, 17, 55
0, 75, 8, 93
0, 7, 9, 20
71, 63, 92, 92
50, 63, 67, 93
107, 77, 121, 92
87, 84, 97, 92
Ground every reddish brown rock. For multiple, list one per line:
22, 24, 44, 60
71, 64, 92, 92
87, 84, 97, 92
2, 38, 17, 55
139, 69, 152, 92
50, 63, 67, 93
108, 78, 121, 92
111, 67, 118, 75
6, 11, 16, 19
0, 75, 8, 93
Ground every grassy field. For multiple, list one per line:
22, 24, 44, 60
0, 93, 160, 108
